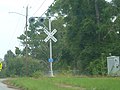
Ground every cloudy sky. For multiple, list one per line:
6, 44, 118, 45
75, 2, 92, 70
0, 0, 54, 59
0, 0, 112, 59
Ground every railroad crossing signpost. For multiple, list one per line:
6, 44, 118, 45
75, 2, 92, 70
29, 11, 57, 77
44, 15, 57, 77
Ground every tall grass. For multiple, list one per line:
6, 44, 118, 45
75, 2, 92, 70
54, 77, 120, 90
9, 77, 74, 90
8, 77, 120, 90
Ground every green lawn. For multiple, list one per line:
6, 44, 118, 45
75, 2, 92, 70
8, 76, 120, 90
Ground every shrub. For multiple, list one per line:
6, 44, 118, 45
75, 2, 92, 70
32, 71, 44, 78
5, 56, 47, 77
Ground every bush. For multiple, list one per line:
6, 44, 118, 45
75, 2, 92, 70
88, 58, 107, 75
5, 56, 47, 77
32, 71, 44, 78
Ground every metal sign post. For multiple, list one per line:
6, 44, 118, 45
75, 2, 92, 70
43, 15, 57, 77
49, 16, 53, 77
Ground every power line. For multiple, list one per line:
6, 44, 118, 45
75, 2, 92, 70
8, 17, 22, 50
8, 11, 26, 52
23, 0, 31, 6
33, 1, 55, 18
32, 0, 47, 15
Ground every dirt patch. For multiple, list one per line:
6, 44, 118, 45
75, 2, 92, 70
56, 83, 86, 90
2, 79, 21, 90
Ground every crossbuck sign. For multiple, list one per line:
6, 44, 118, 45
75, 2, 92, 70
44, 29, 57, 42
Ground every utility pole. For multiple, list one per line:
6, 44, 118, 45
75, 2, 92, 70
9, 6, 29, 76
25, 6, 28, 76
25, 6, 28, 58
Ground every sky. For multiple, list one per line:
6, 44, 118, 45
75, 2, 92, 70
0, 0, 54, 59
0, 0, 111, 60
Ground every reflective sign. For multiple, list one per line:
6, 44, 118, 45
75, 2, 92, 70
0, 63, 2, 71
44, 29, 57, 42
48, 58, 53, 62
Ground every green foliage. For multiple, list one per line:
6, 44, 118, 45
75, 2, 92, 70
15, 47, 21, 56
89, 59, 107, 75
5, 57, 47, 77
5, 0, 120, 76
49, 0, 120, 74
4, 50, 15, 63
32, 71, 44, 78
18, 20, 49, 60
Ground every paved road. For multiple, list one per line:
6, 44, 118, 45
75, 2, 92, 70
0, 79, 18, 90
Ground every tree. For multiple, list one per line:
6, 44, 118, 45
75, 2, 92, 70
18, 21, 49, 60
16, 0, 120, 75
50, 0, 120, 74
18, 12, 69, 69
4, 50, 15, 63
5, 57, 46, 77
15, 47, 21, 56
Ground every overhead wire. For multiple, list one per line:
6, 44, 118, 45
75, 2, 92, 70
23, 0, 31, 6
32, 0, 47, 16
8, 16, 25, 50
32, 0, 55, 18
8, 0, 55, 54
13, 0, 32, 50
8, 0, 28, 52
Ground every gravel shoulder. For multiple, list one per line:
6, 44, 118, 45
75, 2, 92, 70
0, 79, 19, 90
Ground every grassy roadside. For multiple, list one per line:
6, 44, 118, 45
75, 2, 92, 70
6, 76, 120, 90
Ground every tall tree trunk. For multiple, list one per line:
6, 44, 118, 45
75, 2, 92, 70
95, 0, 100, 25
95, 0, 100, 42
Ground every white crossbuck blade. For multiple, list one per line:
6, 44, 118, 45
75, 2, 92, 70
44, 29, 57, 42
